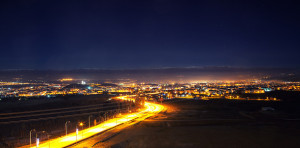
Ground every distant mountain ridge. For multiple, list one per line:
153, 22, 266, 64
0, 67, 299, 82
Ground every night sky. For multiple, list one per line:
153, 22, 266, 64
0, 0, 299, 69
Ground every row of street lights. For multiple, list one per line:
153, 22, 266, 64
30, 121, 82, 148
29, 129, 50, 148
65, 121, 84, 141
29, 103, 133, 147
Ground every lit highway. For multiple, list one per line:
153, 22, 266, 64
23, 96, 164, 148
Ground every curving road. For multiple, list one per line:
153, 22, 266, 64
21, 96, 164, 148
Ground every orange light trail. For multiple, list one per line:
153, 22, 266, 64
23, 96, 164, 148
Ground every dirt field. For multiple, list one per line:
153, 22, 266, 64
98, 99, 300, 148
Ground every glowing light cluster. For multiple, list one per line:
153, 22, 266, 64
59, 78, 73, 82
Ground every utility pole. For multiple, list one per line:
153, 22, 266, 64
88, 115, 93, 128
29, 129, 36, 147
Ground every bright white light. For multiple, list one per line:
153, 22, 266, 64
36, 138, 39, 147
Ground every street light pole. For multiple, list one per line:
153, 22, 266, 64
36, 137, 39, 148
88, 115, 93, 128
65, 121, 70, 136
76, 126, 78, 141
81, 125, 83, 138
35, 131, 38, 148
30, 129, 36, 147
79, 122, 84, 138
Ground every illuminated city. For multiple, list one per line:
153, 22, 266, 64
1, 0, 300, 148
1, 79, 300, 101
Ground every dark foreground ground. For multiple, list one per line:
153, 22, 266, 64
0, 94, 133, 147
95, 99, 300, 148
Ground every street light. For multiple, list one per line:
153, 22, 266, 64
75, 126, 78, 141
36, 138, 39, 148
29, 129, 36, 147
79, 122, 84, 138
65, 121, 70, 136
79, 122, 83, 127
88, 115, 93, 128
